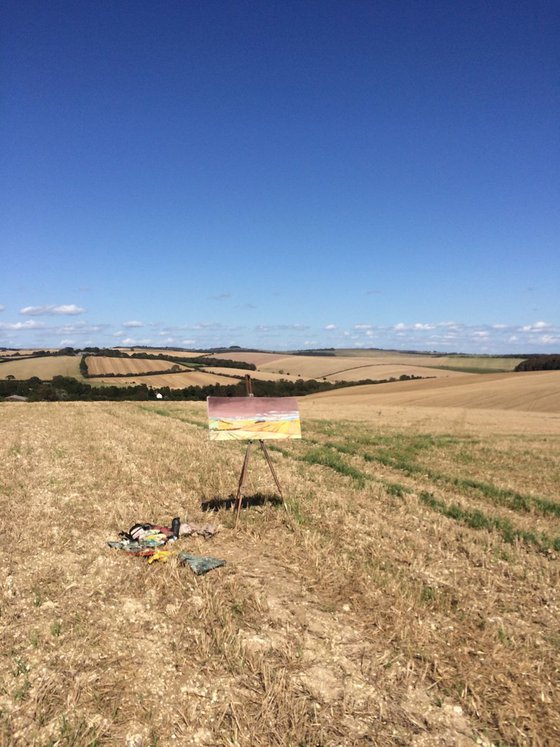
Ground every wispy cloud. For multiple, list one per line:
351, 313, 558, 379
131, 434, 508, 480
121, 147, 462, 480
519, 321, 551, 332
0, 319, 45, 330
122, 320, 144, 328
340, 320, 560, 353
0, 305, 5, 312
209, 293, 231, 301
20, 304, 86, 316
324, 324, 337, 330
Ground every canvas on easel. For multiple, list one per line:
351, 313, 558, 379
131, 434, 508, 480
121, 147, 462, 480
207, 396, 301, 441
207, 392, 301, 525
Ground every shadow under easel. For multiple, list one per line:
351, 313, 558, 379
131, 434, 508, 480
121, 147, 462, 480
201, 493, 284, 513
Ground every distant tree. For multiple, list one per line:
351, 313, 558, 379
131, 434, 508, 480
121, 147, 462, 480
515, 355, 560, 371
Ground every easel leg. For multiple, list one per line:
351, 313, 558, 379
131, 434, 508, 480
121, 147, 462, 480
234, 441, 253, 527
259, 440, 287, 511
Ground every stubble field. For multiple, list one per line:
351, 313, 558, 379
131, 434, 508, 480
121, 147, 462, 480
1, 387, 559, 746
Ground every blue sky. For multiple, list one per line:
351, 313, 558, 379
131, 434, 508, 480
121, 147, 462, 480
1, 0, 559, 353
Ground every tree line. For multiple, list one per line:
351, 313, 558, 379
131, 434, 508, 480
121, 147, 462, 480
515, 355, 560, 371
1, 373, 423, 402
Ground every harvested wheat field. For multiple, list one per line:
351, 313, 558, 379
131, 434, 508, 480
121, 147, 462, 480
253, 355, 473, 382
89, 370, 238, 389
204, 367, 301, 382
85, 357, 192, 376
333, 351, 525, 372
307, 371, 560, 413
0, 356, 81, 380
1, 394, 559, 746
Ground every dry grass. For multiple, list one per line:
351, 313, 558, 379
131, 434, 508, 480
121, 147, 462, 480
1, 397, 559, 746
0, 356, 81, 380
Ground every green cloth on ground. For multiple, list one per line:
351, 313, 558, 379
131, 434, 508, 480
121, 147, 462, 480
178, 551, 226, 575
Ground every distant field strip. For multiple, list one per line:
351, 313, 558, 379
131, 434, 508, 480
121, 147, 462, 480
90, 370, 237, 388
203, 367, 300, 382
85, 356, 191, 376
0, 355, 80, 380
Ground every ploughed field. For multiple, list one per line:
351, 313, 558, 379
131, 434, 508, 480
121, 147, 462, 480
1, 392, 559, 745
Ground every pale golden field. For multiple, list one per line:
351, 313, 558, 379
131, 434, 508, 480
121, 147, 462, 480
85, 357, 191, 376
0, 356, 81, 380
203, 367, 301, 382
89, 370, 237, 388
210, 351, 524, 376
256, 355, 468, 381
210, 352, 288, 367
332, 350, 525, 372
1, 376, 559, 745
307, 371, 560, 414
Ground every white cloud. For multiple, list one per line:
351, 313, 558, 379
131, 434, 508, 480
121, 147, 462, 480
55, 323, 107, 335
413, 323, 435, 331
20, 304, 85, 316
120, 337, 155, 346
520, 321, 552, 333
354, 324, 373, 330
0, 305, 5, 312
0, 319, 44, 330
122, 320, 144, 328
324, 324, 336, 330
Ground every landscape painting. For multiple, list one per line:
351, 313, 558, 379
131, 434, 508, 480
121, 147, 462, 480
207, 396, 301, 440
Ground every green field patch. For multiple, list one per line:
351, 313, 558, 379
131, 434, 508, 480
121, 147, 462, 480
321, 432, 560, 520
137, 404, 207, 429
302, 446, 366, 486
419, 491, 560, 552
383, 481, 412, 498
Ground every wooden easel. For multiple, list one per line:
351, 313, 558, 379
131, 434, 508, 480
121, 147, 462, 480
234, 375, 286, 527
